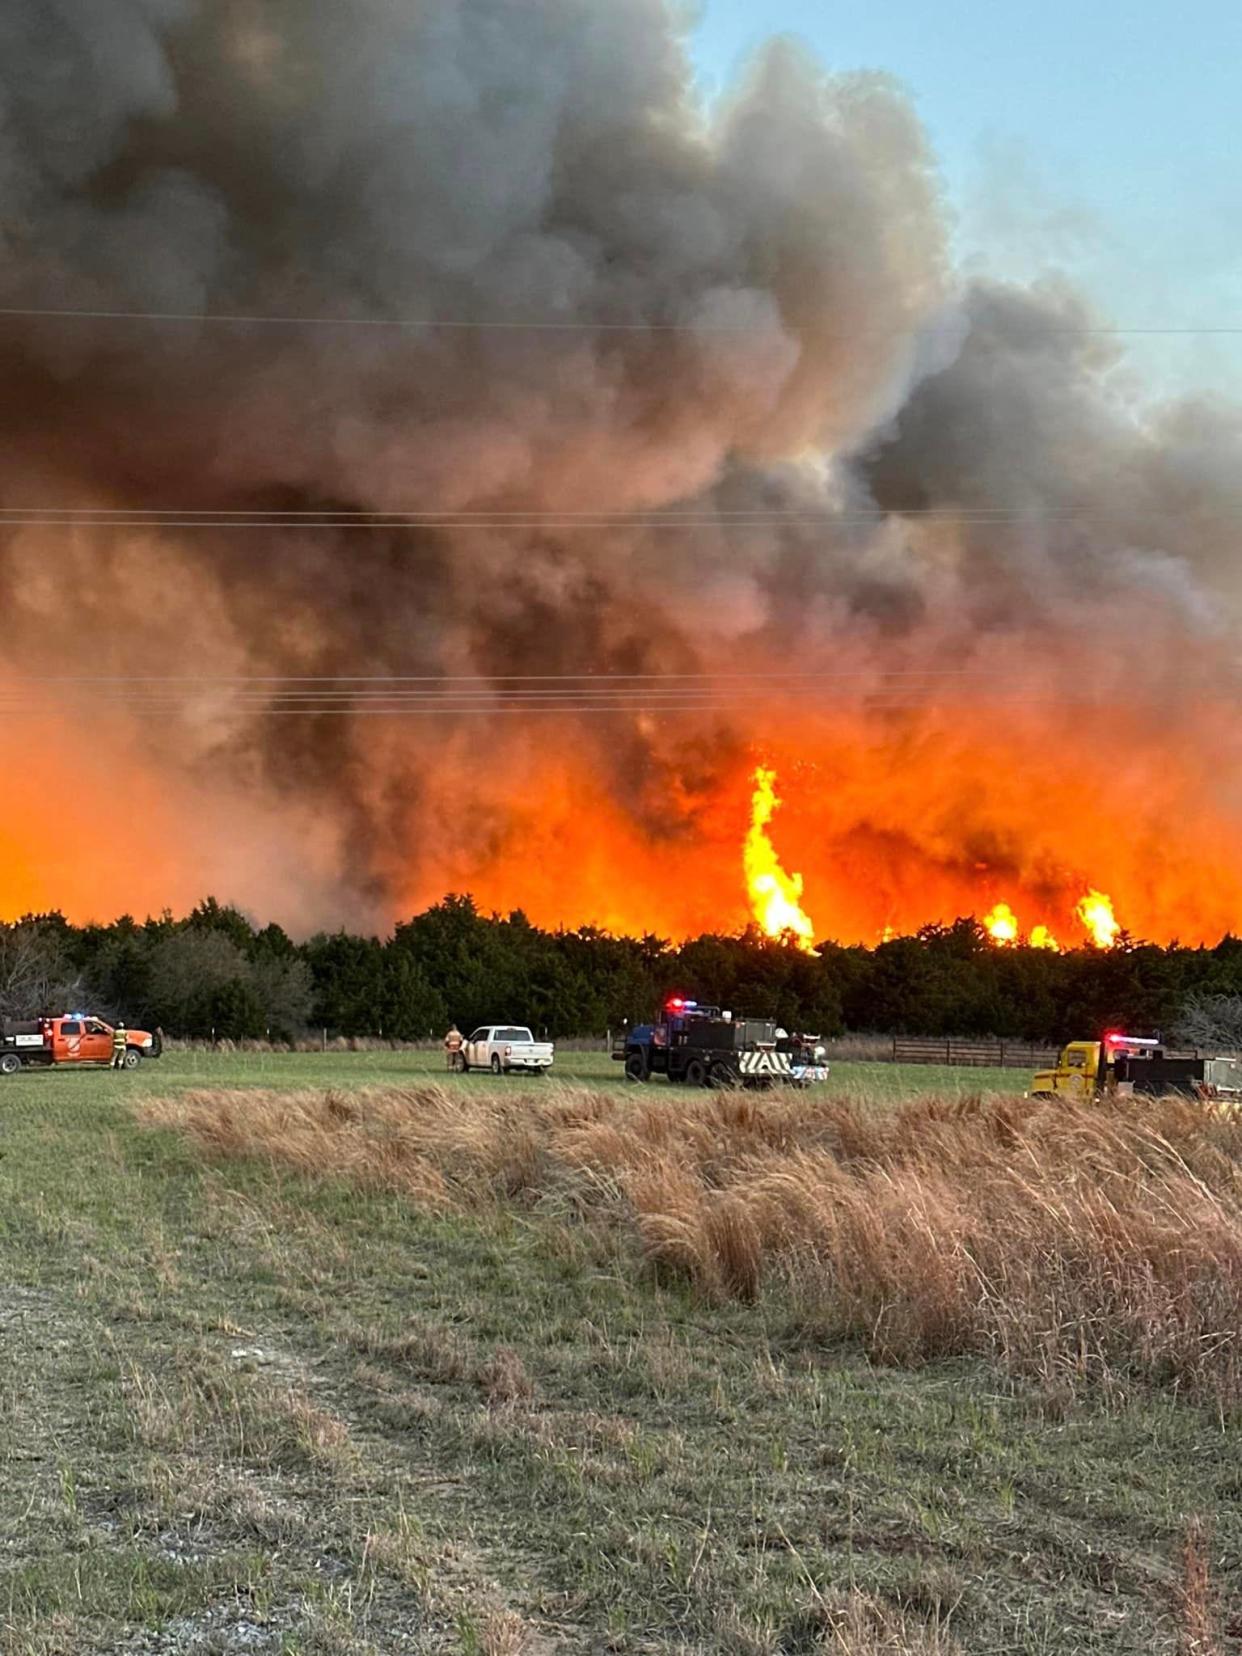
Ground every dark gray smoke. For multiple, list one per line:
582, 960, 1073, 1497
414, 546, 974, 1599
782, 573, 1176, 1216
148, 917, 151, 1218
1, 1, 1239, 934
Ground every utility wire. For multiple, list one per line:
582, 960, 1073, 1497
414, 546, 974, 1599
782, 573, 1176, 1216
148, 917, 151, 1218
0, 505, 1138, 518
3, 303, 1241, 335
0, 685, 1196, 715
0, 701, 1158, 718
4, 667, 1131, 684
3, 507, 1238, 530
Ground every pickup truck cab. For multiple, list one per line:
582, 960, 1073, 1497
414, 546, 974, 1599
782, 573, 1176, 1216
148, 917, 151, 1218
459, 1026, 554, 1076
1, 1014, 163, 1075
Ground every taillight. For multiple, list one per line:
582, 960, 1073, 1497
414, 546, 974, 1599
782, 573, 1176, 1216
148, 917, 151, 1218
504, 1045, 512, 1058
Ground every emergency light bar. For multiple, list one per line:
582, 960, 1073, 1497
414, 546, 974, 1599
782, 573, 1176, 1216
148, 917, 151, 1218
1104, 1032, 1160, 1048
666, 997, 698, 1011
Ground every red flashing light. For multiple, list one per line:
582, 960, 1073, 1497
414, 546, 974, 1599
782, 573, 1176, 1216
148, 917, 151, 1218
668, 997, 685, 1010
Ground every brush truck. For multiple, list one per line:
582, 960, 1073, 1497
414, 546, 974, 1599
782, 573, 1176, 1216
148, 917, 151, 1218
1032, 1033, 1242, 1107
613, 998, 829, 1088
1, 1014, 163, 1075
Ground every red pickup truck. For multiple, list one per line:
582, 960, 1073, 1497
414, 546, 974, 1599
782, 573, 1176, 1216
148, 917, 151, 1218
0, 1014, 163, 1075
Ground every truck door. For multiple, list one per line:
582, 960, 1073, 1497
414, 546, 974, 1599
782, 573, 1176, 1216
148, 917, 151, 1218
54, 1020, 85, 1062
1059, 1043, 1095, 1097
466, 1029, 489, 1068
81, 1020, 114, 1063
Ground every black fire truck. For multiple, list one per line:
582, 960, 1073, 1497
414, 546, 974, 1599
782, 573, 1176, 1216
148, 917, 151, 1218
611, 998, 829, 1088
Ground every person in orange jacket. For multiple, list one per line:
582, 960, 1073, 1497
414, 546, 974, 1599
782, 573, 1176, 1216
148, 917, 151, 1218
443, 1023, 464, 1071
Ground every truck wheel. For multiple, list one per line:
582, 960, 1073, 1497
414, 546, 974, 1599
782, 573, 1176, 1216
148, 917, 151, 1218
684, 1057, 708, 1088
0, 1053, 21, 1076
709, 1061, 735, 1089
491, 1053, 503, 1075
122, 1049, 143, 1070
624, 1051, 649, 1084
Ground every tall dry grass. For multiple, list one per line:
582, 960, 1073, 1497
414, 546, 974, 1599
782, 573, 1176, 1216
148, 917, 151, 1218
143, 1083, 1242, 1405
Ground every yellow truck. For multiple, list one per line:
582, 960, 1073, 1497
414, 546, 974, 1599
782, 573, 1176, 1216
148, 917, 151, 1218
1032, 1033, 1242, 1104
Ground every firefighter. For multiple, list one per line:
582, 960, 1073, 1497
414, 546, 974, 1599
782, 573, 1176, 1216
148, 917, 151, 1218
111, 1022, 128, 1070
443, 1023, 464, 1072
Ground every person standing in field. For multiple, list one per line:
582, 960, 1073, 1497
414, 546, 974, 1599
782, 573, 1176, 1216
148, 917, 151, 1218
443, 1023, 463, 1071
112, 1022, 128, 1070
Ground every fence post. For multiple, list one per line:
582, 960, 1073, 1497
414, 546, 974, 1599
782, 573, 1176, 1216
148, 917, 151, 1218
322, 1027, 327, 1052
999, 1041, 1006, 1068
892, 1035, 897, 1062
946, 1039, 952, 1065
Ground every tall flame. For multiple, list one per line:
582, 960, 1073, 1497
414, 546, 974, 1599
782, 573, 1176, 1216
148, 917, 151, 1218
1077, 888, 1119, 949
983, 902, 1019, 945
745, 767, 818, 952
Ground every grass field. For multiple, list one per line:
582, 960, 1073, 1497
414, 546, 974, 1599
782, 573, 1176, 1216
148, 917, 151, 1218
67, 1048, 1037, 1099
0, 1052, 1237, 1654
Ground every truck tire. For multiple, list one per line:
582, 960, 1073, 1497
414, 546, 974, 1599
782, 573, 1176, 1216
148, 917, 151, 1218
0, 1053, 21, 1076
684, 1057, 708, 1088
709, 1060, 736, 1089
624, 1050, 649, 1084
491, 1053, 503, 1075
122, 1048, 143, 1070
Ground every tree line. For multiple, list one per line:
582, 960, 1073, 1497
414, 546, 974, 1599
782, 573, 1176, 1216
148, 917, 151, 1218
3, 895, 1242, 1045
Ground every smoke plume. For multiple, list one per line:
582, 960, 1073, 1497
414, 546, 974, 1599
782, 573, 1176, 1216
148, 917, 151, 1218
3, 0, 1241, 942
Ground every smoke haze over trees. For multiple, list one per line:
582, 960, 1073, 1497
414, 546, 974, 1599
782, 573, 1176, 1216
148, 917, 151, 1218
2, 2, 1242, 944
6, 896, 1242, 1045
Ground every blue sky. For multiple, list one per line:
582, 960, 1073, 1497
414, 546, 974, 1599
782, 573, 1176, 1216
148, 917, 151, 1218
693, 0, 1242, 395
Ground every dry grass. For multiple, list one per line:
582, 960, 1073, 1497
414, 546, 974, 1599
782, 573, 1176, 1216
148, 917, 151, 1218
144, 1083, 1242, 1405
1177, 1517, 1225, 1656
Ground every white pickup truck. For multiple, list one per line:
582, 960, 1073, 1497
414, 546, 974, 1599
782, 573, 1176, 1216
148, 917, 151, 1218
458, 1025, 555, 1076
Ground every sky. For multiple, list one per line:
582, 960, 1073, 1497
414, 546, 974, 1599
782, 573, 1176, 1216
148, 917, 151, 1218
693, 0, 1242, 397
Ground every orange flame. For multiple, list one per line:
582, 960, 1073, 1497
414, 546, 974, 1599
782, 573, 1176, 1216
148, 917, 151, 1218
983, 902, 1019, 945
1077, 888, 1119, 949
1029, 924, 1061, 952
745, 767, 817, 952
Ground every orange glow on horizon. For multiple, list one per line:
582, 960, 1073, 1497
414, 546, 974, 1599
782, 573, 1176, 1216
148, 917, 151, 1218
4, 676, 1241, 950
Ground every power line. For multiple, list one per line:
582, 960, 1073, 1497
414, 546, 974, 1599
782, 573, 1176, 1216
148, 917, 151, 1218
3, 303, 1242, 336
0, 698, 1158, 717
4, 667, 1111, 684
4, 506, 1239, 530
0, 675, 1198, 710
0, 505, 1116, 518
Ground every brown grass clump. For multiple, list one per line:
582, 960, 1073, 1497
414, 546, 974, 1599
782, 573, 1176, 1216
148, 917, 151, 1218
1177, 1516, 1225, 1656
144, 1084, 1242, 1404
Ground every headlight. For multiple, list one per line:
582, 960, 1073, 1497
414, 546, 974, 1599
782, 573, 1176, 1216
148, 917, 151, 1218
814, 1045, 826, 1060
142, 1035, 153, 1048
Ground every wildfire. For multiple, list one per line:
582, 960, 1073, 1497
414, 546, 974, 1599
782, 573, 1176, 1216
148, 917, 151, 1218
983, 902, 1019, 945
1077, 888, 1120, 949
976, 892, 1116, 952
745, 767, 818, 952
1029, 925, 1061, 952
